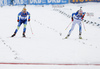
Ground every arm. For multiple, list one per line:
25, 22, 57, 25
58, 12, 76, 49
71, 13, 75, 21
82, 12, 86, 20
71, 12, 78, 21
27, 12, 30, 21
72, 13, 76, 17
17, 12, 22, 21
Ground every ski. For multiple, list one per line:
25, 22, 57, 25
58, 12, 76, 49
62, 37, 68, 40
7, 37, 31, 39
62, 38, 88, 40
22, 37, 31, 39
75, 38, 88, 40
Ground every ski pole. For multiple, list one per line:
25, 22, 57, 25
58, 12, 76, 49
65, 21, 72, 30
29, 22, 33, 34
82, 21, 86, 31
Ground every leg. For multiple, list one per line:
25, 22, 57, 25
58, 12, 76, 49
23, 24, 26, 33
15, 21, 22, 34
23, 20, 27, 37
68, 21, 76, 35
65, 21, 76, 38
79, 23, 82, 35
78, 22, 82, 39
11, 21, 22, 37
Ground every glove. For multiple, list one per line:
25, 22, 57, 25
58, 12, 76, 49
71, 17, 73, 21
28, 19, 30, 22
82, 14, 85, 20
17, 20, 19, 22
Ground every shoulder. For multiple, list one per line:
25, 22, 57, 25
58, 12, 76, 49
26, 11, 30, 15
18, 11, 23, 14
26, 11, 30, 13
72, 12, 78, 16
83, 12, 86, 15
75, 11, 79, 15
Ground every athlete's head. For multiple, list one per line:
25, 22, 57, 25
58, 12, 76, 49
78, 9, 83, 15
22, 8, 26, 13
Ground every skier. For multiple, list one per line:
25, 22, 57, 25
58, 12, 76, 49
65, 8, 85, 39
11, 7, 30, 37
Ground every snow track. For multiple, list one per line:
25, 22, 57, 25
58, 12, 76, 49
54, 8, 100, 28
0, 36, 21, 60
0, 3, 100, 69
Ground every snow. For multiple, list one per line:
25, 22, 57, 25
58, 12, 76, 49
1, 64, 100, 69
0, 2, 100, 69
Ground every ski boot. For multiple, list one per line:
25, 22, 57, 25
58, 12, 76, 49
79, 36, 82, 39
65, 34, 70, 39
11, 33, 16, 37
23, 32, 26, 37
79, 32, 82, 39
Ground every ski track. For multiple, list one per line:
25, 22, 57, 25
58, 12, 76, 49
0, 6, 99, 60
33, 17, 99, 50
74, 39, 98, 49
0, 36, 21, 60
54, 8, 100, 28
34, 19, 62, 36
53, 8, 100, 49
32, 8, 99, 50
0, 4, 100, 69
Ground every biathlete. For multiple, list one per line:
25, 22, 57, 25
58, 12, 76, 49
11, 8, 30, 37
65, 8, 85, 39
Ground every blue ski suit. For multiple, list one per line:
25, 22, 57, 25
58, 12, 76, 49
14, 11, 30, 34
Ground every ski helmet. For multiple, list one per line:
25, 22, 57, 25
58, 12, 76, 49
22, 8, 26, 11
79, 9, 83, 14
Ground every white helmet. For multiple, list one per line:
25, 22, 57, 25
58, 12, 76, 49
79, 9, 83, 14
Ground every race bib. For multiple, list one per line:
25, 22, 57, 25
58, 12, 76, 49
20, 17, 27, 20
